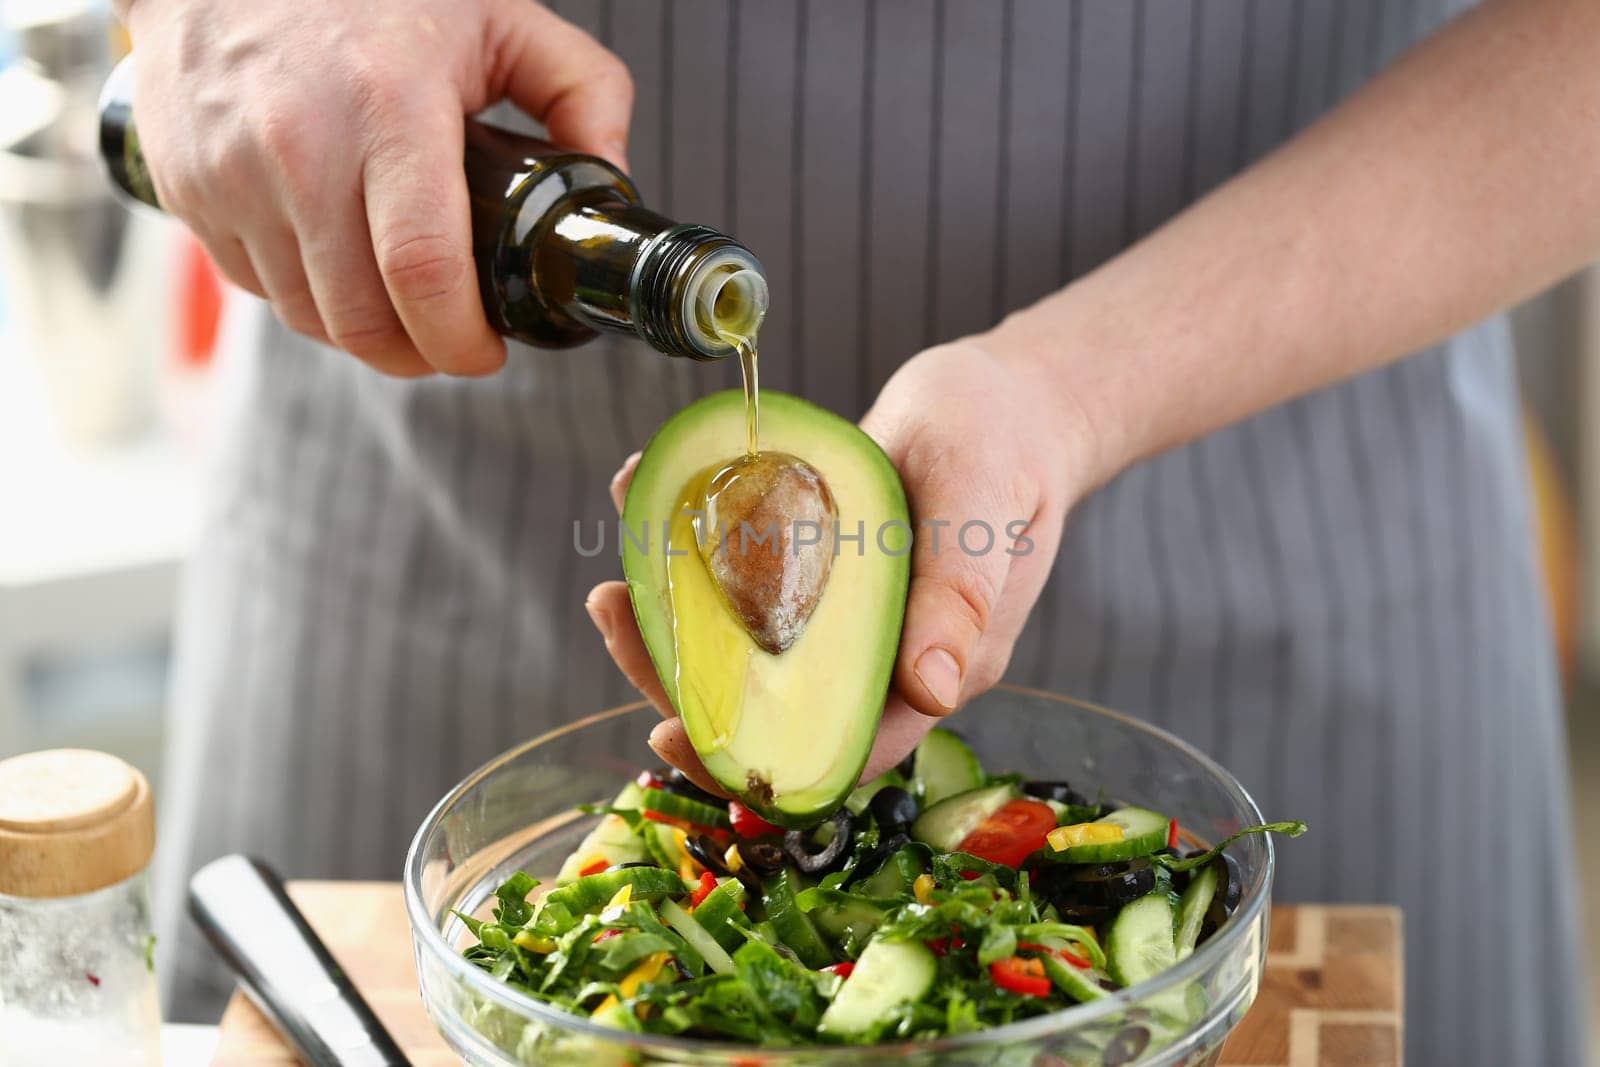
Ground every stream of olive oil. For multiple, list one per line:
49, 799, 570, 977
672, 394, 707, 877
735, 335, 759, 458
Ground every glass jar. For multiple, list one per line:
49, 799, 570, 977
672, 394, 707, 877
0, 749, 161, 1066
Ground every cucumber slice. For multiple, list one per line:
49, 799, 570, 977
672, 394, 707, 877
817, 939, 937, 1038
690, 880, 751, 954
1040, 953, 1107, 1004
859, 846, 924, 899
541, 866, 686, 916
1106, 891, 1178, 988
1046, 806, 1170, 864
804, 893, 888, 947
556, 783, 647, 882
641, 820, 682, 869
911, 728, 984, 807
762, 868, 833, 968
660, 896, 736, 975
1174, 861, 1219, 959
909, 782, 1018, 851
639, 787, 731, 829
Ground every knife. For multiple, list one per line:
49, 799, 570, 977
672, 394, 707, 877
188, 854, 411, 1066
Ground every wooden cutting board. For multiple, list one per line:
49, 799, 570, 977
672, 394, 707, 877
210, 883, 1401, 1066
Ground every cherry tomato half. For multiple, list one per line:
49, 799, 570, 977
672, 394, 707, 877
956, 799, 1058, 867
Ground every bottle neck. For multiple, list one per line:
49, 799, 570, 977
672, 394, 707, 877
521, 197, 769, 360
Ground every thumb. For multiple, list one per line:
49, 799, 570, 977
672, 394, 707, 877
487, 0, 635, 170
891, 469, 1018, 720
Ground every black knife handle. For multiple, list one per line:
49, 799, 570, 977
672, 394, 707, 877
188, 855, 411, 1067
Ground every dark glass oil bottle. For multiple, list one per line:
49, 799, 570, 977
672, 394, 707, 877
96, 58, 767, 362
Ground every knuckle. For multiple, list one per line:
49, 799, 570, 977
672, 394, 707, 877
326, 310, 406, 357
253, 101, 311, 164
376, 233, 471, 304
923, 566, 995, 640
347, 61, 408, 124
270, 286, 323, 337
599, 55, 635, 102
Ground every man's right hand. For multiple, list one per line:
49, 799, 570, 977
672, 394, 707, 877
121, 0, 634, 377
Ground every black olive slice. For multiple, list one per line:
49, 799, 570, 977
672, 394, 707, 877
1051, 901, 1114, 926
1218, 852, 1242, 910
683, 834, 731, 877
783, 809, 855, 875
1102, 1025, 1151, 1066
736, 837, 787, 878
1021, 780, 1091, 807
658, 767, 723, 806
1066, 857, 1156, 906
867, 787, 918, 832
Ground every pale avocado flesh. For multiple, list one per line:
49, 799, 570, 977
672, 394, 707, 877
622, 390, 910, 827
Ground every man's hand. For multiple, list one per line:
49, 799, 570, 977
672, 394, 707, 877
121, 0, 633, 376
583, 342, 1096, 793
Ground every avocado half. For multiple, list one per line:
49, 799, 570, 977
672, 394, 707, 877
622, 390, 910, 827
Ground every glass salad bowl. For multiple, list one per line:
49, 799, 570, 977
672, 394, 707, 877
404, 686, 1274, 1066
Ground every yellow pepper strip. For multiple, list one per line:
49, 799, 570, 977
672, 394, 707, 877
512, 930, 557, 953
671, 828, 701, 882
723, 844, 744, 874
1046, 822, 1127, 851
606, 884, 633, 909
591, 950, 673, 1017
913, 873, 937, 906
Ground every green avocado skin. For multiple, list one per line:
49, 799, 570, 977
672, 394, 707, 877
621, 390, 910, 827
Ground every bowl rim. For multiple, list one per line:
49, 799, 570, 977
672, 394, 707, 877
403, 683, 1274, 1057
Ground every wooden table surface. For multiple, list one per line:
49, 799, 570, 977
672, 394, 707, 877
211, 882, 1402, 1066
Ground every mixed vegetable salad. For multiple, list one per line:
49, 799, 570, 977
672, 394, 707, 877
457, 728, 1302, 1051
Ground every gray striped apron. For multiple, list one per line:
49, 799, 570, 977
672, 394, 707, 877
154, 2, 1588, 1063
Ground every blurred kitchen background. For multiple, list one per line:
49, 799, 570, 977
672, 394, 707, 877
0, 0, 1596, 1055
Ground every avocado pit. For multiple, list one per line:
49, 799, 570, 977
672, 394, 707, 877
697, 452, 838, 654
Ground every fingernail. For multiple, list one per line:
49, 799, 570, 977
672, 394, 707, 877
585, 597, 613, 642
914, 647, 961, 711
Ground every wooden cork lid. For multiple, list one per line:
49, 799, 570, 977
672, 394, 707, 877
0, 749, 155, 898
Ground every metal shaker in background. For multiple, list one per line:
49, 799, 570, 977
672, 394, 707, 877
0, 0, 176, 450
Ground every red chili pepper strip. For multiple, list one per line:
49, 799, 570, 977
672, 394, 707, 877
1056, 943, 1091, 969
689, 870, 719, 909
579, 857, 610, 877
728, 801, 781, 838
1167, 818, 1180, 850
641, 810, 729, 843
989, 957, 1052, 997
958, 870, 982, 881
820, 962, 855, 979
593, 929, 622, 944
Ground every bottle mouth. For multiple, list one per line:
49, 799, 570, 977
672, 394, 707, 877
689, 260, 769, 354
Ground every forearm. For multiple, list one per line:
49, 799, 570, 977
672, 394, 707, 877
987, 0, 1600, 487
